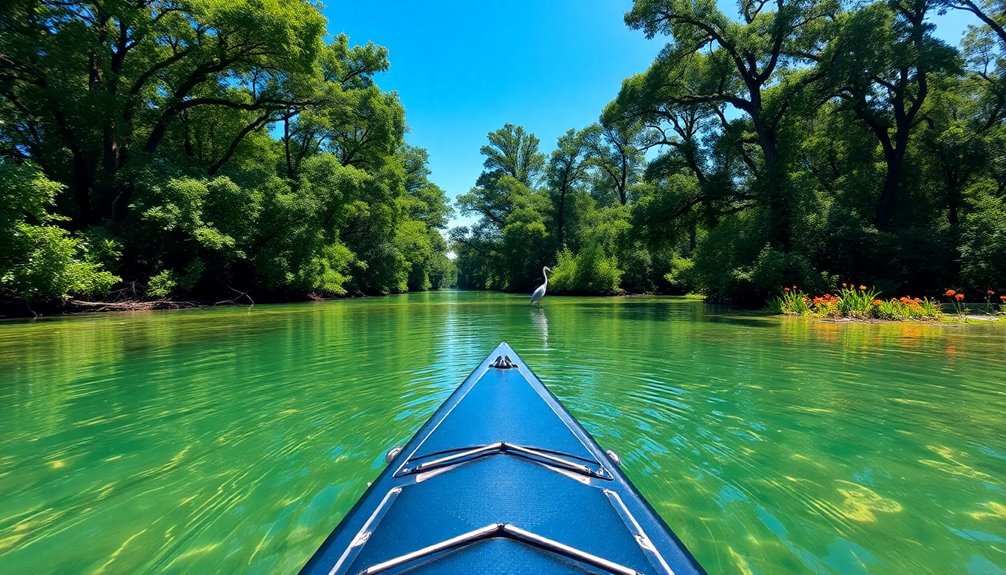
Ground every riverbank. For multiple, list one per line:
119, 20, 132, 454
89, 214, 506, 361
6, 289, 1005, 328
801, 314, 1006, 325
1, 289, 668, 319
0, 293, 256, 319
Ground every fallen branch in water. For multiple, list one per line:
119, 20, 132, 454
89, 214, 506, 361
68, 299, 199, 312
215, 286, 255, 307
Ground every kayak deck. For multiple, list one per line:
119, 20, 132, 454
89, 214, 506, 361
301, 342, 705, 575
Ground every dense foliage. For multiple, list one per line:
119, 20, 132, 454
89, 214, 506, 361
451, 0, 1005, 302
0, 0, 453, 307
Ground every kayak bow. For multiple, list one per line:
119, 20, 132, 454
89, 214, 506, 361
301, 342, 705, 575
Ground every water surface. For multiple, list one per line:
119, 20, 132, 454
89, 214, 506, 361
1, 292, 1004, 573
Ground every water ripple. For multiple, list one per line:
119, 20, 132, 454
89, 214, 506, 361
0, 294, 1004, 573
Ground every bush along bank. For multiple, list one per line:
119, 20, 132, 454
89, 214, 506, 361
770, 284, 1006, 321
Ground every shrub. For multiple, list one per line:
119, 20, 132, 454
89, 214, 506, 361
146, 260, 205, 297
549, 244, 622, 294
664, 254, 698, 293
959, 183, 1006, 288
837, 283, 879, 318
617, 245, 655, 293
872, 297, 941, 320
770, 286, 812, 314
690, 217, 828, 304
0, 163, 119, 301
147, 270, 178, 298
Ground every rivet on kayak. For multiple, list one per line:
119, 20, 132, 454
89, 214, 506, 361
386, 446, 402, 464
605, 449, 621, 467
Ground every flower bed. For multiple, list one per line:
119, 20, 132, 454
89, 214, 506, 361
770, 283, 1006, 320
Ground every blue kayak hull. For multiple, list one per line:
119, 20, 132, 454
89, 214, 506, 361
301, 342, 705, 575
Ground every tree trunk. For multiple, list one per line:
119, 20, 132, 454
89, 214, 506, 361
284, 115, 294, 179
71, 150, 95, 229
945, 167, 960, 227
875, 132, 908, 231
556, 187, 566, 249
756, 122, 790, 250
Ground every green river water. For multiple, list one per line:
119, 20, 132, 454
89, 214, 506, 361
1, 291, 1004, 574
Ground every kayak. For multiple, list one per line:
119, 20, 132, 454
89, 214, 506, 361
301, 342, 706, 575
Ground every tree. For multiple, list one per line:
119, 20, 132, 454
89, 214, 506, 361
0, 0, 326, 226
453, 125, 552, 290
279, 37, 392, 179
938, 0, 1006, 46
477, 123, 546, 188
582, 122, 646, 206
545, 129, 592, 248
823, 0, 960, 229
0, 2, 453, 306
625, 0, 837, 249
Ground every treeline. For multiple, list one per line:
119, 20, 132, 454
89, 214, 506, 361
451, 0, 1005, 303
0, 0, 454, 309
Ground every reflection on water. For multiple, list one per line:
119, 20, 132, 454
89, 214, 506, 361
0, 292, 1004, 574
531, 307, 549, 348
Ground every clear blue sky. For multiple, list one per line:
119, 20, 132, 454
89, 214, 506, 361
322, 0, 661, 227
320, 1, 979, 228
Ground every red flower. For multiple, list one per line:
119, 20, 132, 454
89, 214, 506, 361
955, 293, 965, 301
945, 289, 956, 297
784, 287, 790, 292
987, 290, 995, 296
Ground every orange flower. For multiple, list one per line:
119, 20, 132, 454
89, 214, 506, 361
945, 289, 956, 296
955, 293, 964, 301
872, 299, 882, 306
1001, 295, 1006, 302
899, 296, 909, 303
858, 284, 866, 290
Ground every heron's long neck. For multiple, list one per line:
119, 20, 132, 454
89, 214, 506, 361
543, 270, 548, 285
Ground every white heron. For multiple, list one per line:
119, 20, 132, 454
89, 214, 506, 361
530, 266, 552, 306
